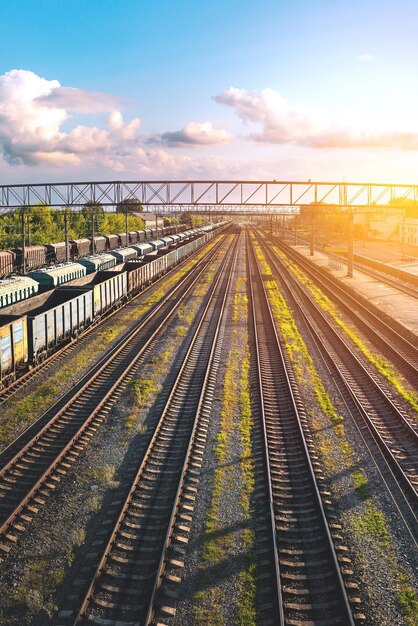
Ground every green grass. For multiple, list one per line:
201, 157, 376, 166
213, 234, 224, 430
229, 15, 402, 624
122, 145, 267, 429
352, 467, 369, 500
236, 564, 257, 626
398, 575, 418, 626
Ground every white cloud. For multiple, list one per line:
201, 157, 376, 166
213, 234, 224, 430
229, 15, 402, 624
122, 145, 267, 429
0, 69, 141, 167
150, 121, 233, 147
0, 69, 232, 176
215, 86, 418, 150
357, 53, 374, 62
214, 87, 327, 144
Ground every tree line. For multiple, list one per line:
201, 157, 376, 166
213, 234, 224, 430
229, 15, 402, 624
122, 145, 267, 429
0, 199, 204, 249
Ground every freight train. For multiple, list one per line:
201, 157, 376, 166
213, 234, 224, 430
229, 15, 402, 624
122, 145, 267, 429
0, 223, 189, 276
0, 223, 228, 388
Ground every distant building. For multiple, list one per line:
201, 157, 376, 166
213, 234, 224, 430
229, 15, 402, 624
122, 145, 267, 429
132, 212, 164, 228
400, 218, 418, 246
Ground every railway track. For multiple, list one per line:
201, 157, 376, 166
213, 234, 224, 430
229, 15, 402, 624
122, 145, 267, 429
0, 233, 234, 558
0, 233, 229, 407
265, 232, 418, 385
254, 230, 418, 536
57, 229, 239, 625
246, 231, 358, 625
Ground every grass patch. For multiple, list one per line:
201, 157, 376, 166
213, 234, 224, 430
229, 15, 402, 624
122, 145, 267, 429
125, 378, 158, 430
10, 560, 65, 622
236, 563, 257, 626
398, 575, 418, 626
352, 467, 369, 500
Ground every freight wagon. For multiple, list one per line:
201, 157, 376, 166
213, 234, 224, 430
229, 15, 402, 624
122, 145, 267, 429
28, 263, 86, 290
78, 254, 117, 273
45, 242, 69, 264
88, 236, 107, 254
109, 247, 137, 262
149, 239, 165, 251
132, 243, 153, 258
12, 245, 47, 272
128, 231, 139, 245
104, 234, 119, 250
79, 270, 128, 316
0, 276, 39, 309
0, 315, 28, 383
27, 288, 94, 362
160, 236, 174, 248
70, 238, 91, 258
117, 233, 128, 248
0, 251, 16, 278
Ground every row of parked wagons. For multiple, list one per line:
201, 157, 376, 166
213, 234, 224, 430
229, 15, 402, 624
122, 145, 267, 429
0, 223, 188, 277
0, 226, 212, 310
0, 223, 228, 387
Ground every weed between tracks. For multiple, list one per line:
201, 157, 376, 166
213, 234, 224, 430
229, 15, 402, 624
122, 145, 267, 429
272, 243, 418, 414
193, 266, 256, 626
253, 236, 418, 626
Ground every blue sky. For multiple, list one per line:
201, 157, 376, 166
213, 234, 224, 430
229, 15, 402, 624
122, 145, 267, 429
0, 0, 418, 183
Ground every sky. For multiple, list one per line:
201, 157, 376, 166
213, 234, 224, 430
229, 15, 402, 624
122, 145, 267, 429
1, 0, 418, 184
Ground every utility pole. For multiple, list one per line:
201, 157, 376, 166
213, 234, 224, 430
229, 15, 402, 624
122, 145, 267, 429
310, 208, 315, 256
155, 212, 159, 238
294, 214, 298, 246
27, 212, 31, 246
125, 209, 129, 247
91, 213, 96, 254
64, 211, 69, 262
21, 207, 26, 274
347, 211, 354, 278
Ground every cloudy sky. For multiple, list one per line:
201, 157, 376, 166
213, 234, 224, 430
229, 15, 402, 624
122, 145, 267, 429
1, 0, 418, 184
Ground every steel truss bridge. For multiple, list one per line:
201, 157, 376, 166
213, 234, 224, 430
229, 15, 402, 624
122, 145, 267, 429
0, 180, 417, 214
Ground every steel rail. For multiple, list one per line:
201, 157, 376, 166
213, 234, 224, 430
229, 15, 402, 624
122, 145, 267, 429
255, 230, 418, 520
0, 233, 233, 553
72, 230, 239, 626
247, 230, 355, 625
